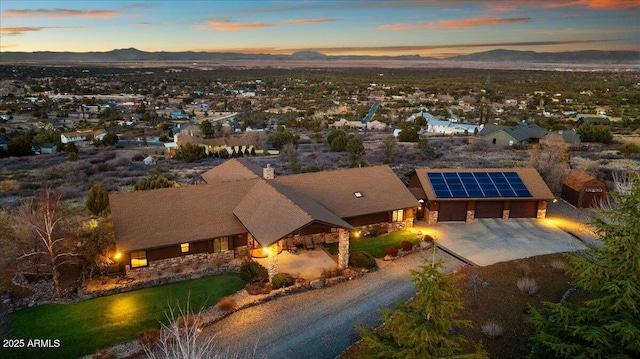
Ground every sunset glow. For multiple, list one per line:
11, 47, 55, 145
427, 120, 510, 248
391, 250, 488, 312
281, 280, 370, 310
1, 0, 638, 57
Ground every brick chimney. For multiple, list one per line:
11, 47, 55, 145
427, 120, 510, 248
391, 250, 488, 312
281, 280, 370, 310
263, 164, 274, 180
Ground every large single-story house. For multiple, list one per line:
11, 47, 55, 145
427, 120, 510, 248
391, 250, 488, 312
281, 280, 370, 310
407, 168, 554, 223
560, 171, 607, 208
576, 115, 610, 127
60, 129, 107, 144
479, 123, 548, 147
109, 159, 418, 279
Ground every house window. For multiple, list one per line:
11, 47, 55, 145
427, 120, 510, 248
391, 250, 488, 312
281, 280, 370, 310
130, 251, 148, 268
213, 237, 229, 252
392, 209, 404, 222
181, 243, 189, 253
492, 138, 497, 145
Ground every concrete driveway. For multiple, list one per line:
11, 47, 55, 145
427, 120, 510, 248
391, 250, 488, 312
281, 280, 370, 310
414, 218, 587, 266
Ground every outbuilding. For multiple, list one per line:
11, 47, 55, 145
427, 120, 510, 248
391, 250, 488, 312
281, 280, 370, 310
560, 171, 607, 208
407, 168, 555, 223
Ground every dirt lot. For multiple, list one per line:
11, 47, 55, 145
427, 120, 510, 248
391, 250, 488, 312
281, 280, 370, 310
340, 252, 577, 359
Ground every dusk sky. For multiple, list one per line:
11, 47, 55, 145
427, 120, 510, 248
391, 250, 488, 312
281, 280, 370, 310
1, 0, 638, 58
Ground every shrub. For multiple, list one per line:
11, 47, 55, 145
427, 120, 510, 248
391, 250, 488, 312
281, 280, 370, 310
272, 272, 295, 289
349, 251, 377, 269
517, 276, 539, 295
620, 142, 640, 156
321, 267, 344, 279
92, 349, 116, 359
239, 261, 269, 283
217, 296, 237, 311
481, 321, 505, 339
423, 234, 434, 243
385, 246, 399, 257
137, 328, 160, 348
401, 240, 413, 252
245, 282, 272, 295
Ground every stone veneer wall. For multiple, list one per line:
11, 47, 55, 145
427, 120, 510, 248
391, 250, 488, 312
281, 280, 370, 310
125, 250, 236, 279
426, 210, 438, 224
537, 208, 546, 219
466, 210, 475, 222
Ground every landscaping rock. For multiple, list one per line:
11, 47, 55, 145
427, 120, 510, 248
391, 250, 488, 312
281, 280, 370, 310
310, 279, 325, 289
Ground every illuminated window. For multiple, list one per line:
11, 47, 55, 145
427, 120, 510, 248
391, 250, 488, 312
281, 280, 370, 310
214, 237, 229, 252
130, 251, 148, 268
354, 191, 364, 198
392, 209, 404, 222
181, 243, 189, 253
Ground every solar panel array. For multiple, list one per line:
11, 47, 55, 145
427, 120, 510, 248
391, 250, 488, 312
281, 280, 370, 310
427, 172, 532, 199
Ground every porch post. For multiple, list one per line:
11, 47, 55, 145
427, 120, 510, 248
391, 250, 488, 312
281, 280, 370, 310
267, 242, 278, 281
338, 229, 349, 270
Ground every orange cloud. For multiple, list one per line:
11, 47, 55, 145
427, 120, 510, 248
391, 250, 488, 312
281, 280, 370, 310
198, 20, 271, 31
2, 8, 120, 19
279, 18, 336, 25
0, 26, 91, 36
544, 0, 640, 9
379, 17, 531, 31
197, 18, 336, 31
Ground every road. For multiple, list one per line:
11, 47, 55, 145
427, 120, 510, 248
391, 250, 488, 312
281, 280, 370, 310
202, 250, 465, 359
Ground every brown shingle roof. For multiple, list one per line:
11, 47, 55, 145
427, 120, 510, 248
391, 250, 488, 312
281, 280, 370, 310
563, 170, 601, 191
234, 181, 352, 247
110, 179, 258, 252
273, 165, 418, 218
411, 167, 554, 201
111, 161, 416, 253
200, 158, 260, 183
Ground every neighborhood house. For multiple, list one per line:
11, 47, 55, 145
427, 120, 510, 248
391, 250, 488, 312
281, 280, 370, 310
109, 159, 418, 279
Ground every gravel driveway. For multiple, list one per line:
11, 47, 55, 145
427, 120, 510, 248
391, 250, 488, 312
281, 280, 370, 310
201, 249, 465, 359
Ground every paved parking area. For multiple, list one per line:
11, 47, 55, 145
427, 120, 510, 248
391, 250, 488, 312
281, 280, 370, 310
414, 218, 587, 266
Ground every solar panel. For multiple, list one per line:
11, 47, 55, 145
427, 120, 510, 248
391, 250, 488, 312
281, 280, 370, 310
427, 171, 532, 199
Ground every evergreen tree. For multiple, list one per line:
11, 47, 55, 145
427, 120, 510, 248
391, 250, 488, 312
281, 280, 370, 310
86, 184, 110, 216
381, 138, 397, 164
528, 174, 640, 358
200, 119, 214, 139
359, 257, 487, 359
346, 136, 367, 167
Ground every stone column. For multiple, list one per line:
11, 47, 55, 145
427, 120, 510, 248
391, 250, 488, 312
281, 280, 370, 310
267, 243, 278, 281
338, 229, 349, 270
536, 201, 547, 219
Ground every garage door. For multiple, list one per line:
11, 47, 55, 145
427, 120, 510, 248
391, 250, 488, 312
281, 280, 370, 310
510, 201, 537, 218
475, 201, 504, 219
438, 201, 467, 222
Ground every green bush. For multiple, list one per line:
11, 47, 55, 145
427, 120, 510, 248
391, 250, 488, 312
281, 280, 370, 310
385, 246, 398, 257
349, 251, 377, 269
272, 273, 295, 289
620, 142, 640, 156
239, 261, 268, 283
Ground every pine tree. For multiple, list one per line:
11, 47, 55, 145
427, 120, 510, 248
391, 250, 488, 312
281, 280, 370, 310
86, 183, 110, 216
359, 256, 487, 359
528, 174, 640, 358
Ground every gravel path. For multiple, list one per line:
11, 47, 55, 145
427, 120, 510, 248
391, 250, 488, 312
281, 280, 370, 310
201, 249, 465, 359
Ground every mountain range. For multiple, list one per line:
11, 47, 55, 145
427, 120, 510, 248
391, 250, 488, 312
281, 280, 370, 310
0, 48, 638, 65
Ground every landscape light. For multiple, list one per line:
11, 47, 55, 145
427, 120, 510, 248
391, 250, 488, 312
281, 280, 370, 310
114, 252, 122, 260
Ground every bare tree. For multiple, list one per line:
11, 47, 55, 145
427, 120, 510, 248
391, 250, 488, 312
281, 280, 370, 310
528, 133, 569, 194
16, 188, 79, 298
143, 297, 261, 359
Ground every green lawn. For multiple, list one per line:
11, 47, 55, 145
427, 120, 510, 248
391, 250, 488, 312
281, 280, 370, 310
3, 273, 245, 359
326, 230, 420, 258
